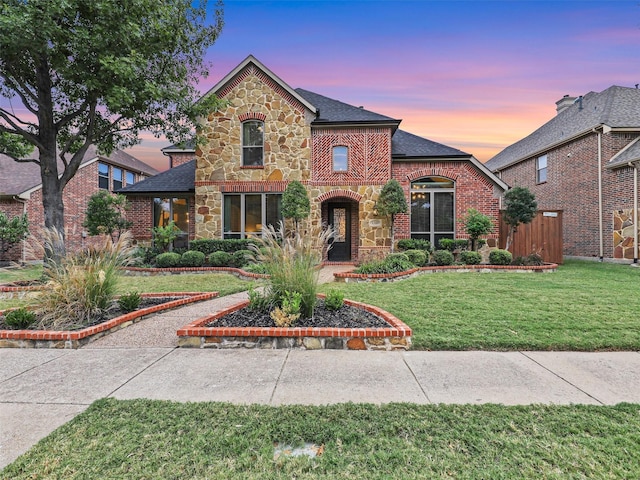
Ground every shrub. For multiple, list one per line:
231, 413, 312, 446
431, 249, 454, 266
270, 290, 302, 327
397, 238, 433, 252
324, 289, 344, 311
404, 249, 427, 267
208, 251, 232, 267
512, 253, 544, 266
189, 239, 255, 255
232, 249, 253, 268
36, 230, 136, 329
180, 250, 205, 267
247, 284, 270, 312
243, 263, 269, 274
134, 246, 162, 266
489, 249, 513, 266
4, 307, 36, 329
118, 291, 141, 313
152, 221, 180, 252
354, 254, 413, 275
460, 250, 482, 265
155, 252, 181, 268
460, 208, 493, 251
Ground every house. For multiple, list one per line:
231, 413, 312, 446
120, 55, 507, 261
0, 145, 158, 262
485, 86, 640, 262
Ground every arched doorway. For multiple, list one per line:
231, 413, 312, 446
321, 198, 359, 262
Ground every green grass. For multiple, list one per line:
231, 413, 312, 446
3, 399, 640, 479
0, 264, 42, 284
319, 260, 640, 351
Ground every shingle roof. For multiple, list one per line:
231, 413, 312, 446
0, 145, 158, 197
391, 129, 469, 158
486, 86, 640, 171
295, 88, 400, 125
117, 159, 195, 194
608, 137, 640, 168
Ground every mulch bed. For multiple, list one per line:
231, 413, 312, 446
207, 300, 390, 329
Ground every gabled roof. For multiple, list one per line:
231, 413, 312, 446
391, 129, 468, 158
117, 159, 195, 195
202, 55, 317, 114
0, 145, 158, 197
486, 86, 640, 171
607, 137, 640, 169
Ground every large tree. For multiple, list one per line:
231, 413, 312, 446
0, 0, 223, 258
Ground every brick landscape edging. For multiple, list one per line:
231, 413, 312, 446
334, 263, 559, 282
0, 292, 218, 349
177, 297, 412, 351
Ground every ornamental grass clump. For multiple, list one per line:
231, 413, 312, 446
250, 221, 333, 321
36, 230, 136, 330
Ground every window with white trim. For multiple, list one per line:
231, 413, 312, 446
332, 146, 348, 172
537, 154, 547, 183
242, 121, 264, 166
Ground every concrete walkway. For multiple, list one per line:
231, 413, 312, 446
2, 265, 640, 468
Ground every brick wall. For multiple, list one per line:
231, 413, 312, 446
496, 131, 640, 259
168, 152, 195, 168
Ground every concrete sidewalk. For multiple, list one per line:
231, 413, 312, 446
2, 347, 640, 468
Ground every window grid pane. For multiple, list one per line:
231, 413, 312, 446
112, 167, 123, 190
98, 163, 109, 189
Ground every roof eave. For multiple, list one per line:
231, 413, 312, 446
312, 120, 401, 132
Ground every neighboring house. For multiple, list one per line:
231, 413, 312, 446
486, 86, 640, 262
120, 55, 507, 261
0, 145, 158, 262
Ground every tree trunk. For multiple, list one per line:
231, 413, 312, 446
39, 147, 66, 262
505, 226, 515, 251
390, 214, 395, 253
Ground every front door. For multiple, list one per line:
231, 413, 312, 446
328, 203, 351, 261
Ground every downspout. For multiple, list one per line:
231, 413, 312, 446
631, 162, 639, 264
597, 131, 604, 261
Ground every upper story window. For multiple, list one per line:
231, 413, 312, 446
98, 163, 109, 189
125, 171, 135, 186
332, 146, 348, 172
242, 120, 264, 167
113, 167, 123, 190
537, 155, 547, 183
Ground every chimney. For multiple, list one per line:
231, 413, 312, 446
555, 94, 576, 114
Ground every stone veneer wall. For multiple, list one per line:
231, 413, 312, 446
194, 65, 313, 239
613, 209, 638, 260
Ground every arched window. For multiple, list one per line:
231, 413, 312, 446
410, 177, 455, 248
242, 120, 264, 166
332, 145, 348, 172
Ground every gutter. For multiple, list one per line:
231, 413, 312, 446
597, 130, 604, 261
631, 162, 639, 263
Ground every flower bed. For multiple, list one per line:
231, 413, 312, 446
0, 292, 217, 349
177, 296, 412, 351
121, 266, 267, 281
334, 263, 559, 283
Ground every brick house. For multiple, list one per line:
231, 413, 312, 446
120, 55, 507, 261
0, 145, 158, 262
485, 86, 640, 262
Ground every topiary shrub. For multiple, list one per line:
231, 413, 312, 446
404, 249, 427, 267
180, 250, 205, 267
208, 251, 232, 267
4, 307, 37, 329
431, 249, 454, 266
155, 252, 181, 268
460, 250, 482, 265
489, 249, 512, 266
189, 239, 255, 255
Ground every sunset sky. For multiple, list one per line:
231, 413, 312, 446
6, 1, 640, 171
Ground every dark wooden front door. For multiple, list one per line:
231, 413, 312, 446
328, 203, 351, 261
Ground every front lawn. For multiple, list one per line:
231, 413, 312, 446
3, 399, 639, 479
320, 260, 640, 351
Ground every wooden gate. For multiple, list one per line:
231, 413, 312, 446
499, 210, 563, 264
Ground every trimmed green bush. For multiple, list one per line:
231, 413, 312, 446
232, 249, 253, 268
404, 249, 427, 267
460, 250, 482, 265
355, 254, 414, 275
208, 251, 232, 267
431, 249, 454, 266
439, 238, 470, 252
4, 307, 36, 329
180, 250, 205, 267
324, 289, 344, 311
489, 249, 513, 266
118, 292, 141, 313
189, 239, 255, 255
155, 252, 181, 268
397, 238, 432, 252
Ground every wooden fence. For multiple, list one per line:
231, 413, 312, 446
499, 210, 563, 264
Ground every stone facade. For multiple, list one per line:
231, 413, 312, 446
613, 209, 637, 260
